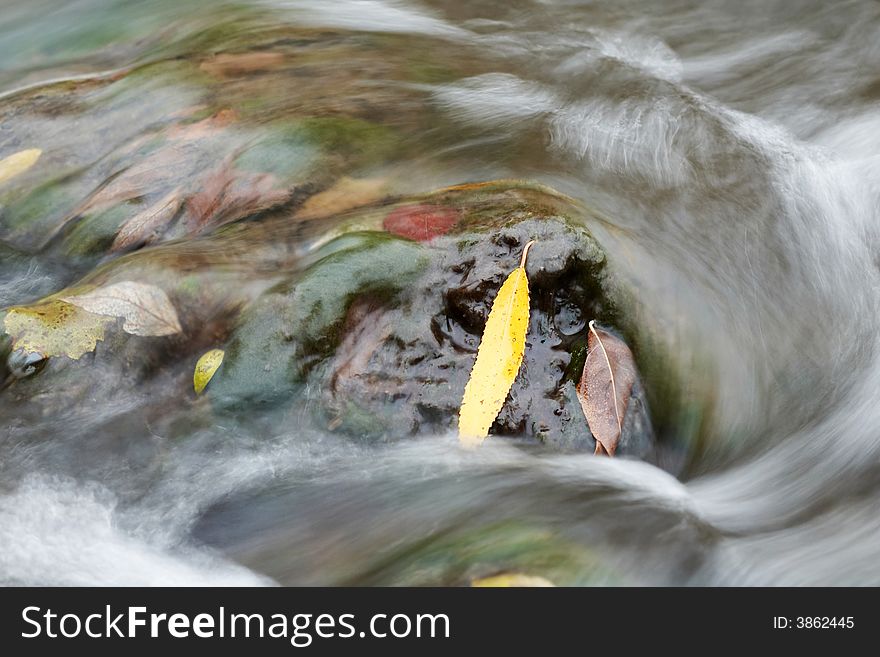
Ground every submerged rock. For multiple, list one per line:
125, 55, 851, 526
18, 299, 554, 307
0, 23, 665, 462
208, 233, 429, 407
1, 182, 659, 461
0, 27, 475, 263
309, 219, 653, 457
210, 183, 657, 457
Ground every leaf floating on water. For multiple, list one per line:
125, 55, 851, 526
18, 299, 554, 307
472, 573, 556, 587
3, 300, 113, 360
295, 177, 388, 221
576, 321, 636, 456
458, 241, 535, 446
61, 281, 182, 337
194, 348, 225, 394
0, 148, 41, 185
111, 188, 183, 252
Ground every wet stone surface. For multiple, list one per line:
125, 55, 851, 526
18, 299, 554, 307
2, 183, 658, 465
208, 211, 656, 458
314, 219, 654, 457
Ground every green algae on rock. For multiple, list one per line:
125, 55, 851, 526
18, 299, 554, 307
208, 233, 430, 408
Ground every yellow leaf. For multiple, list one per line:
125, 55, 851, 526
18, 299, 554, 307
194, 348, 225, 394
458, 241, 534, 446
3, 300, 114, 360
0, 148, 42, 185
472, 573, 555, 587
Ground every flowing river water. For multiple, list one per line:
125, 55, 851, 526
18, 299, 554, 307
2, 0, 880, 585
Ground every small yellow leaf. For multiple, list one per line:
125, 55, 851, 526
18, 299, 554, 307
0, 148, 42, 185
3, 300, 114, 360
472, 573, 555, 587
458, 241, 534, 446
194, 348, 225, 394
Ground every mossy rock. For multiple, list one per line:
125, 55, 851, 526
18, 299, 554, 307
307, 216, 652, 454
208, 233, 429, 408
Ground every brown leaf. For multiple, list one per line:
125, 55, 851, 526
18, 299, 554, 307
185, 160, 290, 232
111, 188, 182, 252
294, 177, 388, 221
186, 163, 234, 230
227, 172, 290, 222
61, 281, 182, 337
165, 109, 239, 141
576, 321, 636, 456
200, 52, 285, 78
78, 110, 239, 218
